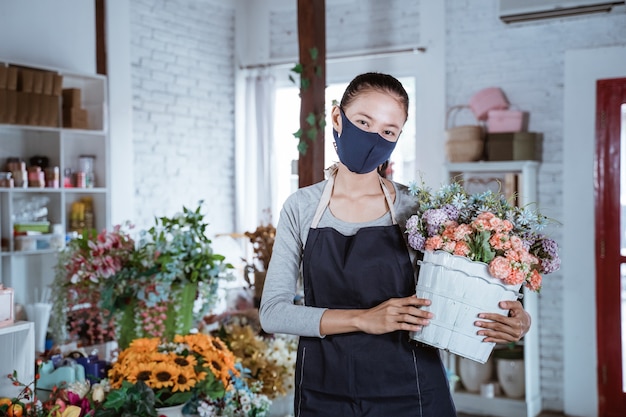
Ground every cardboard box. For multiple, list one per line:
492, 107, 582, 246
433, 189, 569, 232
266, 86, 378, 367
0, 285, 14, 328
0, 89, 6, 123
52, 74, 63, 96
27, 93, 41, 126
16, 91, 29, 125
63, 107, 88, 129
62, 88, 81, 108
5, 90, 17, 123
486, 132, 542, 161
18, 68, 34, 92
6, 66, 18, 90
32, 71, 44, 94
0, 65, 7, 89
42, 72, 54, 95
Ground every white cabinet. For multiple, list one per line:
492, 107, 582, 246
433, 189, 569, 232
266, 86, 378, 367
0, 61, 110, 307
444, 161, 541, 417
0, 321, 35, 398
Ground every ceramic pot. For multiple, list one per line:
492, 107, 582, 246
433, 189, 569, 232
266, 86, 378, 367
156, 403, 185, 417
458, 356, 493, 393
497, 358, 525, 398
269, 391, 294, 416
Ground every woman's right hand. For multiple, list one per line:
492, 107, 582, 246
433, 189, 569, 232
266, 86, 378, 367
319, 295, 433, 336
357, 295, 433, 335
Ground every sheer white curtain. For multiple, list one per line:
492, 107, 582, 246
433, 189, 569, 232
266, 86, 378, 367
236, 72, 276, 233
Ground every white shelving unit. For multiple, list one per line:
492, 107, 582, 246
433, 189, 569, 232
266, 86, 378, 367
0, 60, 110, 307
0, 321, 35, 398
445, 160, 541, 417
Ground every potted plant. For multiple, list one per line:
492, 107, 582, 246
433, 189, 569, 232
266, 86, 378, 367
106, 333, 239, 416
51, 202, 234, 349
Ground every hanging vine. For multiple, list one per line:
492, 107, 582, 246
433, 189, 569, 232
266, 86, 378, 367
290, 47, 326, 155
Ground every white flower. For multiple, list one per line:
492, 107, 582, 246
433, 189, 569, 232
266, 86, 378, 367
91, 384, 106, 402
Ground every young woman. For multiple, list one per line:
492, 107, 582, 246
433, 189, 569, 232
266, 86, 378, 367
259, 72, 530, 416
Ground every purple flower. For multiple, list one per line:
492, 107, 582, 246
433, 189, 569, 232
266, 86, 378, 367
408, 232, 426, 251
406, 215, 420, 231
541, 256, 561, 274
442, 204, 459, 221
541, 238, 559, 258
423, 209, 449, 236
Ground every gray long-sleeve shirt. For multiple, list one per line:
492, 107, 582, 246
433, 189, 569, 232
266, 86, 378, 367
258, 178, 418, 338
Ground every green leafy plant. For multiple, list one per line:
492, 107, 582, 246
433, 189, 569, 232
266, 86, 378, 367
96, 381, 157, 417
289, 47, 325, 155
51, 202, 234, 348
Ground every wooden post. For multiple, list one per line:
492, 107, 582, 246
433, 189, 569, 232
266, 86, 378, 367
95, 0, 107, 75
297, 0, 326, 188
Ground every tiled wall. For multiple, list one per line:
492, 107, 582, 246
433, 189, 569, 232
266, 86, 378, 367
130, 0, 236, 233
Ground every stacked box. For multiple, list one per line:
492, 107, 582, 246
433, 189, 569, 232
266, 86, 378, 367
486, 132, 542, 161
3, 66, 61, 127
62, 88, 88, 129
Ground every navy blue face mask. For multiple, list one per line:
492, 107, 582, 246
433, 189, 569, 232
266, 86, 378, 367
333, 109, 398, 174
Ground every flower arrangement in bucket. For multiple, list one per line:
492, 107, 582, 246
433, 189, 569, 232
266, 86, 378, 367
405, 181, 560, 363
51, 203, 234, 349
106, 333, 239, 411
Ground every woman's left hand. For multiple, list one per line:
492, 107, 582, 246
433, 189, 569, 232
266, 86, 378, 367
475, 300, 531, 343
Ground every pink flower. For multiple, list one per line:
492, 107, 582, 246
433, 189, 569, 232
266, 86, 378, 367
442, 240, 456, 253
488, 256, 511, 280
425, 235, 443, 251
504, 268, 526, 286
489, 233, 509, 250
453, 224, 473, 241
525, 270, 542, 291
453, 241, 471, 257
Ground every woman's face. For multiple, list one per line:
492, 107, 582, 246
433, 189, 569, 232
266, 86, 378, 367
332, 90, 406, 143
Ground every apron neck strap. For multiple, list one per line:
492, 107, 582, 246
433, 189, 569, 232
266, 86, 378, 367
311, 166, 398, 228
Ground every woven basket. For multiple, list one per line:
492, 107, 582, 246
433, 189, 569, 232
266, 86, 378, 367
445, 105, 484, 162
410, 250, 521, 364
445, 138, 484, 162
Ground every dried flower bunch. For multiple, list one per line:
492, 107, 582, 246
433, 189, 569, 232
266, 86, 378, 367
215, 318, 297, 400
405, 181, 560, 292
244, 224, 276, 272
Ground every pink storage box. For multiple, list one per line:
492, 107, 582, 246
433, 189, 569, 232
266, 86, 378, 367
0, 285, 14, 327
487, 109, 529, 133
469, 87, 509, 121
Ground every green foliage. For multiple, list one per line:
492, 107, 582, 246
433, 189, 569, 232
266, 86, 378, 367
96, 381, 157, 417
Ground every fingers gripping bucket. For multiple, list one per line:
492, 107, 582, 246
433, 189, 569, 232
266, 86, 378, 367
409, 251, 521, 363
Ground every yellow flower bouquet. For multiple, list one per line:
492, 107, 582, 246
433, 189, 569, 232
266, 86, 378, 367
106, 333, 239, 408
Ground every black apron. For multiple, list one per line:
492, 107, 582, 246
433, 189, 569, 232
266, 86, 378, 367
294, 172, 457, 417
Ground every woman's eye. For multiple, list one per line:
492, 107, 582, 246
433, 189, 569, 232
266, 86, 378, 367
357, 120, 368, 127
383, 130, 395, 137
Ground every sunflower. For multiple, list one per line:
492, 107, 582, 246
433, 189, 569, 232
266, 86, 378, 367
126, 362, 155, 385
150, 362, 178, 389
169, 352, 198, 369
128, 337, 161, 353
171, 367, 197, 392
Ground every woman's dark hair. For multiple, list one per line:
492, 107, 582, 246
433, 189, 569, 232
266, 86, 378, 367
340, 72, 409, 121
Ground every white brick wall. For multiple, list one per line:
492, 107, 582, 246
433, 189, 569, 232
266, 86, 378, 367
269, 0, 421, 61
129, 0, 626, 412
446, 1, 626, 410
130, 0, 236, 234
